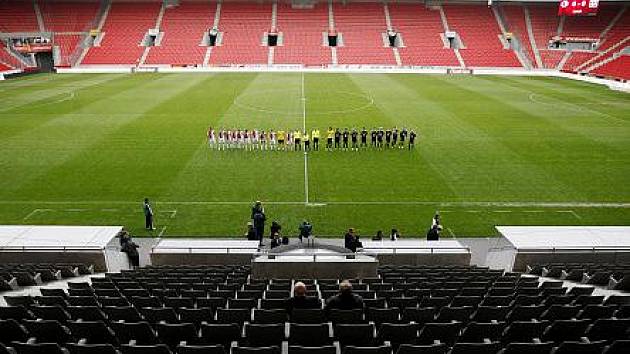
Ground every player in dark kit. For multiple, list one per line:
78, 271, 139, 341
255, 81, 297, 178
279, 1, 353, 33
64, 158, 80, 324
351, 129, 358, 151
385, 128, 392, 148
342, 128, 349, 150
360, 127, 368, 148
377, 128, 384, 149
392, 128, 398, 147
399, 128, 407, 149
409, 129, 417, 150
334, 128, 341, 149
370, 129, 377, 147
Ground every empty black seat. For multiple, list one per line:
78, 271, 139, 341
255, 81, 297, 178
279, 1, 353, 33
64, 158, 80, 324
0, 319, 30, 345
499, 342, 553, 354
395, 344, 446, 354
585, 318, 630, 343
434, 306, 473, 323
342, 346, 392, 354
66, 343, 119, 354
30, 305, 71, 322
377, 323, 418, 350
120, 344, 172, 354
288, 345, 336, 354
180, 308, 214, 329
540, 305, 580, 321
552, 340, 607, 354
245, 323, 285, 347
67, 320, 119, 345
540, 319, 590, 343
141, 307, 179, 324
156, 322, 199, 349
201, 323, 241, 347
328, 309, 364, 324
501, 321, 549, 344
232, 346, 281, 354
366, 308, 399, 325
417, 322, 461, 346
103, 306, 143, 322
470, 306, 509, 322
66, 306, 108, 322
23, 319, 73, 344
449, 342, 501, 354
0, 306, 34, 321
578, 305, 617, 320
290, 323, 332, 346
401, 307, 435, 325
12, 342, 68, 354
291, 309, 326, 324
216, 308, 250, 325
110, 321, 160, 345
176, 344, 227, 354
603, 340, 630, 354
506, 305, 545, 322
336, 323, 377, 347
460, 321, 506, 342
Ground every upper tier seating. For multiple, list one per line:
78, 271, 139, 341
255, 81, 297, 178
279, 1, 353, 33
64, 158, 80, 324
527, 4, 560, 50
38, 0, 100, 33
209, 2, 271, 65
443, 5, 521, 67
501, 5, 537, 67
0, 0, 39, 32
561, 4, 621, 39
274, 3, 331, 66
145, 1, 216, 66
82, 2, 162, 65
388, 4, 459, 67
333, 3, 396, 65
592, 55, 630, 81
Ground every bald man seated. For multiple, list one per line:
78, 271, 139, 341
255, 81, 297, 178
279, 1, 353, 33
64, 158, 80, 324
324, 280, 364, 312
285, 282, 321, 313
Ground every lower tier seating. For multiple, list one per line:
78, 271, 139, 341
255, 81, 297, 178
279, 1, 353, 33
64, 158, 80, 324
591, 55, 630, 81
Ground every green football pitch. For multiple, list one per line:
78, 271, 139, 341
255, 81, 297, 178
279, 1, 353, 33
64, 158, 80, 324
1, 72, 629, 237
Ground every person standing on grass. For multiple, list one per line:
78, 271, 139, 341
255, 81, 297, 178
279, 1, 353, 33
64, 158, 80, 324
392, 127, 399, 147
361, 127, 368, 148
334, 128, 341, 149
143, 198, 154, 231
377, 127, 384, 149
409, 129, 417, 150
342, 128, 349, 150
303, 131, 310, 151
385, 127, 392, 148
294, 129, 302, 151
327, 127, 334, 151
351, 128, 359, 151
399, 127, 408, 149
312, 128, 320, 151
371, 128, 377, 147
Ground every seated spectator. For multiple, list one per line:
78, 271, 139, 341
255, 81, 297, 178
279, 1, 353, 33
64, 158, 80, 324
245, 222, 257, 241
344, 228, 362, 252
120, 231, 140, 268
325, 280, 364, 313
285, 282, 320, 313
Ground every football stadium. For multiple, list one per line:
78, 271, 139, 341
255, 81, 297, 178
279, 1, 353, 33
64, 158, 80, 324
1, 0, 630, 353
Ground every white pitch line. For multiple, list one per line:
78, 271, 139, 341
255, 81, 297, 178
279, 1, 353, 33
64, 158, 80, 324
2, 201, 630, 207
158, 226, 167, 237
22, 208, 53, 221
301, 72, 309, 204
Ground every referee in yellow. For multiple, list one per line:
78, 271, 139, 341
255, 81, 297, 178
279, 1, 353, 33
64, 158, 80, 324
311, 128, 320, 151
326, 127, 334, 151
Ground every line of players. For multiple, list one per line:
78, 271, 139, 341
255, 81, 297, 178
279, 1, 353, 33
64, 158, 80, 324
206, 127, 418, 151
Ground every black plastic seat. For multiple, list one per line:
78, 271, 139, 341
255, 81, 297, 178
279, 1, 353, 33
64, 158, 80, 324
156, 322, 199, 349
164, 297, 195, 309
30, 305, 71, 322
288, 345, 336, 354
506, 305, 546, 322
578, 305, 617, 320
0, 319, 30, 345
66, 343, 119, 354
0, 306, 35, 321
102, 306, 143, 322
12, 342, 69, 354
67, 320, 119, 345
232, 346, 281, 354
434, 306, 474, 324
552, 340, 607, 354
416, 322, 462, 346
120, 344, 172, 354
394, 344, 446, 354
110, 321, 160, 345
342, 346, 392, 354
449, 342, 501, 354
499, 342, 553, 354
66, 306, 108, 322
289, 323, 332, 346
200, 323, 241, 347
336, 323, 377, 347
459, 321, 506, 342
540, 319, 590, 343
141, 307, 179, 324
603, 340, 630, 354
228, 298, 257, 309
328, 309, 364, 324
176, 344, 227, 354
366, 308, 399, 325
291, 309, 326, 324
130, 296, 162, 309
585, 318, 630, 342
22, 319, 73, 344
245, 323, 285, 347
216, 308, 250, 325
400, 307, 435, 325
470, 306, 509, 322
501, 321, 549, 344
180, 308, 214, 329
67, 296, 99, 307
377, 323, 418, 350
540, 305, 580, 321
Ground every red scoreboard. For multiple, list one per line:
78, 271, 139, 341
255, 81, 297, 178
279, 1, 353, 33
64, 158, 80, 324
558, 0, 600, 16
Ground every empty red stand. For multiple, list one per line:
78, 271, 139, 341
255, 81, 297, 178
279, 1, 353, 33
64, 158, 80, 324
82, 2, 161, 65
528, 4, 559, 49
0, 0, 39, 32
561, 4, 620, 39
562, 51, 597, 72
38, 0, 100, 32
274, 3, 330, 66
591, 55, 630, 80
443, 5, 521, 67
501, 5, 537, 67
333, 3, 396, 65
579, 11, 630, 71
0, 42, 25, 68
145, 1, 215, 65
209, 2, 271, 65
0, 62, 12, 72
54, 34, 82, 67
388, 4, 458, 67
539, 49, 565, 69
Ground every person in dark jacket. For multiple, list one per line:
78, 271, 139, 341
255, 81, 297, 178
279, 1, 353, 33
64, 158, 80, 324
246, 222, 257, 241
120, 232, 140, 268
426, 224, 440, 241
285, 282, 320, 314
324, 280, 364, 314
251, 201, 264, 219
253, 210, 266, 246
143, 198, 154, 230
344, 228, 361, 252
298, 220, 312, 242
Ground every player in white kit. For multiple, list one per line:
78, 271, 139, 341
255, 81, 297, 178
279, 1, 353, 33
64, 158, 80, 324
260, 130, 267, 150
207, 127, 216, 149
269, 129, 277, 150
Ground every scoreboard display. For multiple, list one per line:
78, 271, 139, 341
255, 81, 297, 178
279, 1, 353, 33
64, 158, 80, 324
558, 0, 600, 16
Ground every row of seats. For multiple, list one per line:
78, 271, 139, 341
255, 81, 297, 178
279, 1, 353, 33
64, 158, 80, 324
592, 55, 630, 81
0, 263, 92, 291
527, 263, 630, 291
